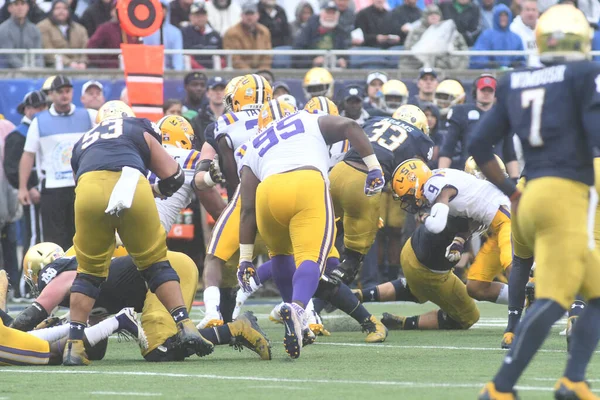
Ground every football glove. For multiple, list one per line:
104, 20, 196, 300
445, 236, 466, 263
208, 155, 226, 185
237, 261, 259, 293
364, 169, 385, 196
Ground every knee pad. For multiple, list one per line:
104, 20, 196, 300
71, 273, 106, 299
391, 278, 419, 303
144, 336, 186, 362
437, 309, 465, 330
140, 261, 180, 293
314, 274, 341, 302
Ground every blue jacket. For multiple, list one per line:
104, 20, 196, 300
593, 27, 600, 62
143, 3, 183, 70
469, 4, 525, 69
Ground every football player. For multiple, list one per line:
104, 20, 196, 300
68, 100, 213, 365
192, 75, 273, 329
328, 104, 434, 285
468, 5, 600, 399
237, 108, 383, 359
433, 79, 465, 117
380, 80, 409, 114
302, 67, 335, 101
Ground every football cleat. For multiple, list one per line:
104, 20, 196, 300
62, 339, 90, 366
554, 378, 599, 400
196, 311, 224, 329
307, 310, 330, 337
478, 382, 519, 399
228, 311, 272, 360
115, 308, 148, 351
177, 318, 215, 358
303, 327, 317, 347
280, 303, 305, 359
0, 270, 8, 312
381, 312, 406, 330
501, 332, 515, 350
269, 302, 284, 324
361, 315, 388, 343
232, 287, 253, 320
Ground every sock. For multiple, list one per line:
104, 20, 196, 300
328, 282, 371, 322
0, 309, 14, 326
506, 256, 534, 333
271, 255, 296, 303
28, 323, 70, 342
199, 324, 232, 345
83, 317, 119, 346
403, 316, 419, 330
69, 321, 87, 341
565, 298, 600, 382
361, 286, 380, 302
494, 299, 565, 393
495, 284, 509, 305
312, 298, 326, 314
203, 286, 221, 315
292, 260, 321, 307
569, 300, 586, 318
170, 306, 189, 323
257, 260, 273, 283
220, 288, 235, 323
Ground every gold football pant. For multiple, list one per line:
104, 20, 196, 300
73, 171, 168, 278
330, 162, 380, 255
512, 177, 534, 259
401, 239, 480, 329
0, 320, 51, 366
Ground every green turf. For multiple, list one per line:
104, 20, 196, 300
2, 301, 598, 400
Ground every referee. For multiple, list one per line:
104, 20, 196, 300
17, 76, 97, 250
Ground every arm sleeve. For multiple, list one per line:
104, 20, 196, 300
500, 134, 517, 163
581, 66, 600, 152
204, 122, 217, 150
23, 118, 40, 153
439, 109, 463, 158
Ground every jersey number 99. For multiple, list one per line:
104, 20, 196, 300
81, 119, 124, 150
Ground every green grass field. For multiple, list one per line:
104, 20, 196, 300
2, 300, 598, 400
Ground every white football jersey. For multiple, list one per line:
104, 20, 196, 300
243, 111, 331, 182
423, 168, 510, 227
308, 109, 349, 169
214, 109, 260, 151
149, 146, 200, 232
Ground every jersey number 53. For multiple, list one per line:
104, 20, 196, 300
81, 119, 124, 150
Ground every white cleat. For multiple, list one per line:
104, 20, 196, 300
269, 302, 284, 324
280, 303, 306, 359
232, 288, 252, 320
196, 311, 224, 329
115, 308, 148, 351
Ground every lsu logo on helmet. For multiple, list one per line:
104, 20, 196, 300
224, 76, 244, 113
157, 115, 195, 150
231, 74, 273, 112
258, 99, 298, 131
304, 96, 339, 116
391, 159, 432, 213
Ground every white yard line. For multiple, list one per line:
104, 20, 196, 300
314, 342, 575, 353
90, 392, 161, 397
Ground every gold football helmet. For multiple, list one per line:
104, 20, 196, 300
392, 104, 430, 136
302, 67, 334, 100
381, 80, 409, 113
223, 76, 244, 113
536, 4, 591, 63
434, 79, 465, 115
258, 99, 298, 131
304, 96, 339, 116
157, 115, 195, 149
391, 159, 432, 213
23, 242, 65, 297
464, 155, 507, 180
231, 74, 273, 112
96, 100, 135, 124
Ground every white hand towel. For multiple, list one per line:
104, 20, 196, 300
105, 167, 142, 216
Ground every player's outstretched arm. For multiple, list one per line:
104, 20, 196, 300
217, 137, 240, 191
237, 166, 260, 292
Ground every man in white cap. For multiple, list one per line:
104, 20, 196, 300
363, 71, 387, 111
80, 80, 105, 110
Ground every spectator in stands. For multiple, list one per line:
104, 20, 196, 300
387, 0, 422, 45
290, 1, 314, 39
18, 76, 96, 251
440, 0, 481, 46
510, 0, 540, 67
470, 4, 525, 69
580, 0, 600, 24
206, 0, 241, 35
79, 0, 111, 37
293, 1, 350, 68
256, 69, 275, 84
163, 99, 184, 115
182, 71, 208, 113
354, 0, 401, 49
335, 0, 355, 36
479, 0, 495, 31
170, 0, 193, 29
404, 5, 469, 70
0, 0, 43, 68
182, 2, 222, 69
86, 0, 139, 68
0, 0, 45, 25
258, 0, 291, 48
408, 67, 439, 109
143, 0, 184, 70
422, 102, 442, 168
273, 81, 292, 98
37, 0, 89, 69
191, 76, 227, 148
80, 80, 105, 110
223, 2, 272, 69
339, 85, 371, 125
363, 71, 387, 111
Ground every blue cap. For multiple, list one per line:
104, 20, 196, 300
342, 85, 364, 101
207, 76, 227, 89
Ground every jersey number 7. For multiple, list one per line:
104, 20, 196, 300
521, 88, 545, 147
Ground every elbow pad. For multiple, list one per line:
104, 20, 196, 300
424, 203, 450, 234
156, 165, 185, 197
10, 301, 49, 332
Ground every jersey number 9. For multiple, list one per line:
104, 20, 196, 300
370, 120, 408, 151
81, 119, 124, 150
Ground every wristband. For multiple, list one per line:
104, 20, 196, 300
203, 171, 216, 188
240, 244, 254, 263
362, 154, 381, 171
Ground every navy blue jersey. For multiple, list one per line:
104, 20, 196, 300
38, 256, 147, 313
469, 61, 600, 186
344, 116, 434, 181
411, 216, 470, 272
71, 117, 159, 181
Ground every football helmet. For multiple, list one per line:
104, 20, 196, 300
381, 80, 408, 113
231, 74, 273, 112
391, 159, 432, 214
464, 155, 507, 180
434, 79, 465, 115
258, 99, 298, 131
302, 67, 334, 100
535, 4, 591, 63
303, 96, 339, 116
157, 115, 195, 150
223, 75, 244, 113
23, 242, 65, 297
96, 100, 135, 124
277, 94, 298, 108
392, 104, 429, 136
